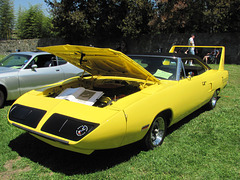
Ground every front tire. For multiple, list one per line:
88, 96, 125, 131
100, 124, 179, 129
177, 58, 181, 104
0, 89, 5, 108
143, 115, 167, 150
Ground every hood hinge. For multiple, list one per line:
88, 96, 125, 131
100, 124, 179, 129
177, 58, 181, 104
80, 52, 86, 64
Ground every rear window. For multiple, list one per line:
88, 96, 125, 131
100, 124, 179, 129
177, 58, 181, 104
57, 57, 67, 65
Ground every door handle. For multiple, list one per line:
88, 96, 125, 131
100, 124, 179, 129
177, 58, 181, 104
202, 81, 207, 85
56, 69, 60, 71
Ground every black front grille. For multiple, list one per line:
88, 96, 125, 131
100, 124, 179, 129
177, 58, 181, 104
41, 113, 99, 141
9, 104, 46, 128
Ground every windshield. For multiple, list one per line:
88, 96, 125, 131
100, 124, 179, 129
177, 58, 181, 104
129, 55, 178, 80
0, 54, 32, 69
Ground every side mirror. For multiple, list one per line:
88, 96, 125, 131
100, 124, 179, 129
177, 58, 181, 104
31, 64, 38, 70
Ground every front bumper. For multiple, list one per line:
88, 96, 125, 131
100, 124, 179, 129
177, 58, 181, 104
8, 93, 127, 154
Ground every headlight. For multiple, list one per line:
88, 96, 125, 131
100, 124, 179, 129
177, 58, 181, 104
9, 104, 46, 128
41, 113, 99, 141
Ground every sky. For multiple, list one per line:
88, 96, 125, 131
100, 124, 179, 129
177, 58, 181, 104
13, 0, 50, 15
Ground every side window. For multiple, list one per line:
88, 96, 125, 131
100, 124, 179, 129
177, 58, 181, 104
57, 57, 67, 65
181, 58, 207, 78
32, 55, 56, 68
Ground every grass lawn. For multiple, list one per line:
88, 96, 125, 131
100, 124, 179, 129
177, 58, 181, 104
0, 64, 239, 179
0, 55, 5, 60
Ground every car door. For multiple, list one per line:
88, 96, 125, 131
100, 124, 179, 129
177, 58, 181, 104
172, 58, 212, 123
55, 57, 83, 79
18, 54, 64, 95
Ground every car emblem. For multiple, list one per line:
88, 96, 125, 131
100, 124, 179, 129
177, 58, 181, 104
76, 125, 88, 136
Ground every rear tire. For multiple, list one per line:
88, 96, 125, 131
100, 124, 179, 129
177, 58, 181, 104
143, 115, 167, 150
206, 91, 218, 110
0, 89, 5, 108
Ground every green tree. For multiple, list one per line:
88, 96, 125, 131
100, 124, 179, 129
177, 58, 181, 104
202, 0, 240, 33
45, 0, 154, 41
45, 0, 240, 41
228, 0, 240, 32
45, 0, 92, 40
153, 0, 240, 34
153, 0, 206, 33
17, 4, 52, 39
202, 0, 229, 33
0, 0, 14, 40
119, 0, 155, 38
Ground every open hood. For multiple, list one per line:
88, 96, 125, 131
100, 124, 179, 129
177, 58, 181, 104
38, 45, 159, 83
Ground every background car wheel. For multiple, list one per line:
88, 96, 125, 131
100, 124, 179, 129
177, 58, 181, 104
143, 115, 167, 150
0, 89, 5, 108
206, 91, 218, 110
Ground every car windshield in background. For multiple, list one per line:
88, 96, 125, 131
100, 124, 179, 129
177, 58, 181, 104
0, 54, 31, 69
129, 55, 177, 80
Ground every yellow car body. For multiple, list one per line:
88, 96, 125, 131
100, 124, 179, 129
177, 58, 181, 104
8, 45, 228, 155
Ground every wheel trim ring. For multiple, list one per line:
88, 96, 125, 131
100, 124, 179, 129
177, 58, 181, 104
211, 92, 217, 107
151, 117, 165, 146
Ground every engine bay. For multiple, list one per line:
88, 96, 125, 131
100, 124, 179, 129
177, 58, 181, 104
44, 76, 153, 107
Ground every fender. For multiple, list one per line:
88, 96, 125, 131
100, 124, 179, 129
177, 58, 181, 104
0, 75, 20, 100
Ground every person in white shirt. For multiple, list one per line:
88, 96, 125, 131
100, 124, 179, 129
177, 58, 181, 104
184, 34, 195, 66
188, 34, 195, 55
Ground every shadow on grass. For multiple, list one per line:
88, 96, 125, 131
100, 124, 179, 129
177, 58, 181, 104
8, 104, 212, 175
8, 133, 143, 175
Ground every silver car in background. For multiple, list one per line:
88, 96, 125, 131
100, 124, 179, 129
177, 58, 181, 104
0, 51, 83, 108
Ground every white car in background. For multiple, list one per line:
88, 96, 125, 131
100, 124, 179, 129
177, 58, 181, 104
0, 51, 84, 108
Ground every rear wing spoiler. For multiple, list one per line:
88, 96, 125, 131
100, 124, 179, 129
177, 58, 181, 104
169, 45, 225, 71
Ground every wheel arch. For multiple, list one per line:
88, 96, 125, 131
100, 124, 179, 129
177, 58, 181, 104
155, 109, 173, 127
216, 88, 221, 95
141, 108, 173, 150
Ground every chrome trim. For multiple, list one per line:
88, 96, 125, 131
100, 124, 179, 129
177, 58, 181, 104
12, 123, 69, 145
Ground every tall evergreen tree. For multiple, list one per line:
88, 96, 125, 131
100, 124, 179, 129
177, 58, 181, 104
16, 4, 52, 39
0, 0, 14, 40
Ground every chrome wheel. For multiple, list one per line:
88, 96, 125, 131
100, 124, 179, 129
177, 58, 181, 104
151, 117, 165, 146
207, 91, 218, 110
211, 91, 217, 107
143, 115, 167, 150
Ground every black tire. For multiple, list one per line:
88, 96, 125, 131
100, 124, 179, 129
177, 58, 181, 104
0, 89, 5, 108
206, 91, 218, 110
143, 115, 167, 150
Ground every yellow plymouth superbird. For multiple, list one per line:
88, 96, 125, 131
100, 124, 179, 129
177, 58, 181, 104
8, 45, 228, 155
